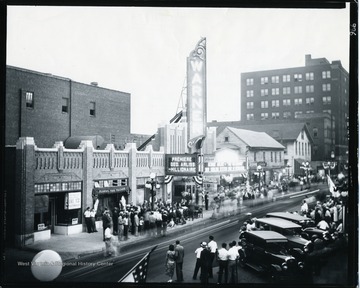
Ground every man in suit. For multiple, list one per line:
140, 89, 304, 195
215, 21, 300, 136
174, 240, 185, 282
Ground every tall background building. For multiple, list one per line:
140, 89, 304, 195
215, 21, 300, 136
240, 54, 349, 164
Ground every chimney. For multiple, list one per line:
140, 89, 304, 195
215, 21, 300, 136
90, 82, 98, 86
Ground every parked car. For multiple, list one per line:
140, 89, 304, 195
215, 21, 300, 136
238, 230, 306, 282
266, 212, 315, 228
265, 212, 335, 242
254, 217, 314, 257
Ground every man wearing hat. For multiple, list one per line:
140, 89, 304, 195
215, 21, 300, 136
200, 243, 211, 284
193, 242, 205, 280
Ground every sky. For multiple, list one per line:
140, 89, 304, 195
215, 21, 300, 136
6, 5, 350, 135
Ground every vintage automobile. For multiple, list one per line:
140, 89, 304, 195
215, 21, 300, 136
266, 212, 334, 241
238, 230, 306, 282
254, 217, 314, 257
266, 212, 315, 228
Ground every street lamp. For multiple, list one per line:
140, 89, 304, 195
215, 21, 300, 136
286, 163, 291, 181
300, 161, 311, 188
322, 151, 337, 180
145, 172, 160, 211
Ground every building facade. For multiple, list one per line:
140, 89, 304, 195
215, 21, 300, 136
240, 54, 349, 162
6, 66, 133, 148
216, 127, 285, 185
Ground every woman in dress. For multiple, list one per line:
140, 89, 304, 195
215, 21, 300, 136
165, 244, 176, 282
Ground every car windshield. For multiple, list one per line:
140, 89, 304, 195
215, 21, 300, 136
266, 242, 288, 255
281, 227, 302, 236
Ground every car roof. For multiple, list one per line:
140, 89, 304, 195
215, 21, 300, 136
256, 217, 302, 229
266, 212, 311, 222
247, 230, 288, 242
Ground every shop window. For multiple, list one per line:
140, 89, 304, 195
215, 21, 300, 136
62, 98, 69, 113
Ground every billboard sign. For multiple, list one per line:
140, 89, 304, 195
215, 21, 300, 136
187, 38, 207, 148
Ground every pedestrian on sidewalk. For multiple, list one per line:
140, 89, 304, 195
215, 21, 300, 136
104, 225, 114, 257
123, 213, 129, 240
139, 216, 145, 235
192, 242, 205, 280
228, 241, 239, 283
102, 208, 111, 241
90, 208, 97, 232
207, 235, 218, 278
134, 211, 139, 237
117, 211, 124, 241
174, 240, 184, 282
217, 242, 229, 284
165, 244, 176, 283
161, 209, 168, 237
149, 211, 156, 237
205, 192, 209, 210
84, 207, 92, 233
200, 243, 211, 284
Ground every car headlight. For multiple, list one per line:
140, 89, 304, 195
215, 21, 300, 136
281, 262, 288, 270
298, 262, 304, 269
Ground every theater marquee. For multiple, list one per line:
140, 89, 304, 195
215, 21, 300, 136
165, 154, 199, 176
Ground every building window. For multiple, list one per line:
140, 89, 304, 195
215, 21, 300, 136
294, 86, 303, 94
323, 109, 331, 114
313, 128, 318, 137
301, 130, 304, 140
246, 102, 254, 109
305, 97, 314, 105
271, 151, 273, 162
271, 88, 279, 95
90, 101, 96, 116
306, 85, 314, 93
306, 110, 314, 114
305, 72, 314, 80
254, 152, 257, 162
322, 83, 331, 91
271, 112, 280, 119
322, 71, 331, 79
246, 113, 254, 120
274, 151, 277, 163
322, 96, 331, 105
261, 113, 269, 120
261, 77, 268, 85
224, 136, 229, 142
283, 99, 291, 106
294, 111, 303, 118
271, 100, 279, 107
261, 89, 269, 96
246, 90, 254, 97
26, 91, 34, 109
62, 98, 69, 113
263, 151, 266, 161
283, 87, 291, 95
279, 151, 281, 162
294, 74, 302, 82
283, 111, 291, 118
246, 78, 254, 86
110, 134, 116, 143
271, 76, 279, 83
261, 101, 268, 108
294, 98, 303, 105
283, 75, 290, 82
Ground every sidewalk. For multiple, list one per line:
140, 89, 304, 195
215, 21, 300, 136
23, 208, 224, 261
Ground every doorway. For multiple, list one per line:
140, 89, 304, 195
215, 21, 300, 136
49, 197, 55, 233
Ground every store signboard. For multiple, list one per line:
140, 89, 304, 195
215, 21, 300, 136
204, 162, 246, 174
64, 192, 81, 210
165, 154, 198, 176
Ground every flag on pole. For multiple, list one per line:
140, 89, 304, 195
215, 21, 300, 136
118, 246, 157, 283
327, 175, 340, 197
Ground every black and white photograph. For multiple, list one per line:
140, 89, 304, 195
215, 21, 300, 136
1, 1, 357, 287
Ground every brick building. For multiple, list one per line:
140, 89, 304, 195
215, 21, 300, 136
6, 66, 133, 148
240, 54, 349, 162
